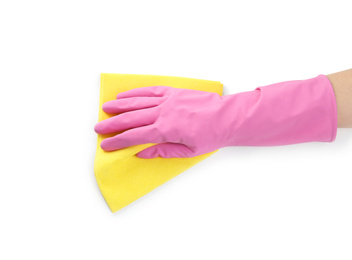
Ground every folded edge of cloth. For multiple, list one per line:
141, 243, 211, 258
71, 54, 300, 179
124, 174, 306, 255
94, 73, 223, 212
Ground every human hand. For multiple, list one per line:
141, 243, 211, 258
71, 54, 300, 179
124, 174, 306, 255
94, 75, 337, 159
94, 86, 229, 158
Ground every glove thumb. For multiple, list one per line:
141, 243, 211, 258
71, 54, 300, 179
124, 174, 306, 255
136, 143, 195, 159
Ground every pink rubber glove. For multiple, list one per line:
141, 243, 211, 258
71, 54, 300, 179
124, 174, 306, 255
94, 74, 337, 158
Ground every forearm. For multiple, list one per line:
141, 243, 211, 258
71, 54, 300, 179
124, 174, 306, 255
326, 69, 352, 128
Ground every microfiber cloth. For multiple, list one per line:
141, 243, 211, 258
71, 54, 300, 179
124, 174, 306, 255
94, 73, 223, 212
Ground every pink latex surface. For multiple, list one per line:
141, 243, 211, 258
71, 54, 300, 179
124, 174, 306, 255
94, 75, 337, 158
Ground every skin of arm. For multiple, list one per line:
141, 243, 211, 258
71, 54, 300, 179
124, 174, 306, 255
326, 69, 352, 128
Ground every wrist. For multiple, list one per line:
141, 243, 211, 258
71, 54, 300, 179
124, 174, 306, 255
218, 75, 337, 147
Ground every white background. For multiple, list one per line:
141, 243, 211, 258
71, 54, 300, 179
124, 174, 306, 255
1, 0, 351, 259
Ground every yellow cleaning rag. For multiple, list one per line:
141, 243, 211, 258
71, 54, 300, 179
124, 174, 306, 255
94, 73, 223, 212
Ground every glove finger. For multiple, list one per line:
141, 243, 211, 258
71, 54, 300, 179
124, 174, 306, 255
102, 96, 164, 114
100, 125, 164, 151
94, 107, 158, 135
136, 143, 195, 158
116, 86, 171, 99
